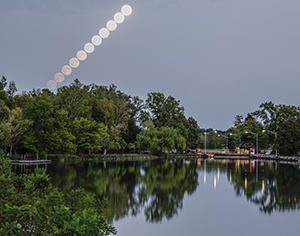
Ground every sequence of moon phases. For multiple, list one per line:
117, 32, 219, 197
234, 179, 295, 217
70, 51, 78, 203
48, 5, 132, 90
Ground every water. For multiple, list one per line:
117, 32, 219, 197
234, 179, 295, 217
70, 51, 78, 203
13, 158, 300, 235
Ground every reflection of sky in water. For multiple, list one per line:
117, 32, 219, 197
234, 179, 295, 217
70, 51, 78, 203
112, 160, 300, 236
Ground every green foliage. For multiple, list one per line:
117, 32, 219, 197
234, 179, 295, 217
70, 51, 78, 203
56, 79, 92, 123
137, 121, 186, 155
278, 119, 300, 156
0, 158, 116, 235
70, 118, 109, 154
23, 94, 76, 154
141, 92, 185, 129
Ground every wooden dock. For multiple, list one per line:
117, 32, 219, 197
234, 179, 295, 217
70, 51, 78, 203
9, 160, 51, 165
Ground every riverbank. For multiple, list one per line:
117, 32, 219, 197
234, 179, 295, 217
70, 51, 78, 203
2, 153, 300, 164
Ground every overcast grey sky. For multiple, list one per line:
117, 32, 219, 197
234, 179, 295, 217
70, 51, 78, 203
1, 0, 299, 130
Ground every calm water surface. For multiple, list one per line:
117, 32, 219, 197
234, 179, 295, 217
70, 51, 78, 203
14, 158, 300, 235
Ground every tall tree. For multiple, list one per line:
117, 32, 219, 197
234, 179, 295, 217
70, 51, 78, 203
6, 107, 32, 157
56, 79, 92, 122
141, 92, 185, 129
23, 94, 76, 154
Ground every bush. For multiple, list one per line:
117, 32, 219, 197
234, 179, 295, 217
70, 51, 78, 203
0, 157, 116, 235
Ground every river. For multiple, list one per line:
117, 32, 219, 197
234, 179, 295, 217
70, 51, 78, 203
13, 158, 300, 235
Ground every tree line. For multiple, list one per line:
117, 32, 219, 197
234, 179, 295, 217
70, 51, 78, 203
2, 75, 300, 157
200, 102, 300, 156
0, 76, 200, 157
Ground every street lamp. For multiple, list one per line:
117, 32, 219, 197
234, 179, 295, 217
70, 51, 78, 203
245, 131, 258, 155
204, 130, 217, 153
262, 129, 277, 156
218, 134, 228, 152
230, 133, 241, 149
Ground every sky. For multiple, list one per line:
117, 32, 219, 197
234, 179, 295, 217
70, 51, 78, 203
1, 0, 299, 130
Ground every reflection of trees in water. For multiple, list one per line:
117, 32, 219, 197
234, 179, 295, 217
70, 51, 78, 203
47, 159, 199, 223
28, 159, 300, 221
251, 165, 300, 213
138, 159, 198, 222
224, 160, 300, 214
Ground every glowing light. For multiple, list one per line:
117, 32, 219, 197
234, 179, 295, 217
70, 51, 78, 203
99, 28, 110, 38
106, 20, 117, 31
121, 5, 132, 16
114, 12, 125, 24
214, 175, 216, 189
62, 65, 72, 75
54, 73, 65, 83
76, 50, 87, 61
84, 43, 95, 53
91, 35, 102, 46
47, 80, 57, 90
69, 58, 80, 68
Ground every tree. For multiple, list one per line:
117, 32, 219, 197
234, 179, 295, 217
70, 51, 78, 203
23, 94, 76, 154
70, 118, 109, 154
56, 79, 92, 123
0, 76, 16, 110
141, 92, 184, 129
137, 120, 160, 154
185, 117, 200, 149
278, 119, 300, 156
251, 101, 300, 132
137, 121, 186, 155
6, 107, 32, 157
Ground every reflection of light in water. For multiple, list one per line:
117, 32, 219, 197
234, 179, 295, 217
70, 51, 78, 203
84, 43, 95, 53
99, 28, 110, 38
54, 73, 64, 83
245, 178, 247, 190
230, 170, 232, 183
91, 35, 102, 46
121, 5, 132, 16
62, 65, 72, 75
204, 160, 206, 184
106, 20, 117, 31
262, 180, 265, 193
114, 12, 125, 24
76, 50, 87, 61
47, 80, 57, 90
69, 58, 80, 68
214, 175, 216, 189
217, 167, 220, 182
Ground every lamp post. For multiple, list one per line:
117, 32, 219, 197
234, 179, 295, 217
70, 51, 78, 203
262, 129, 277, 156
204, 130, 217, 153
218, 134, 228, 152
245, 131, 258, 155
